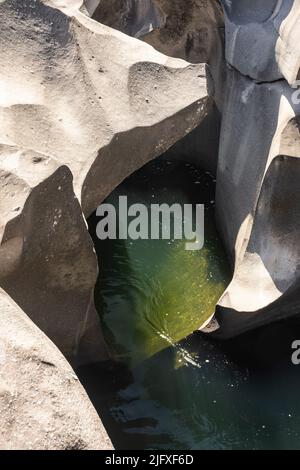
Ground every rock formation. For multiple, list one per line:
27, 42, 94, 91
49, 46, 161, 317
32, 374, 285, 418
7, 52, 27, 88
90, 0, 225, 173
205, 0, 300, 338
88, 0, 300, 340
0, 287, 112, 449
91, 0, 162, 38
92, 0, 224, 65
222, 0, 300, 85
1, 0, 300, 450
0, 0, 211, 449
0, 0, 211, 361
212, 70, 300, 338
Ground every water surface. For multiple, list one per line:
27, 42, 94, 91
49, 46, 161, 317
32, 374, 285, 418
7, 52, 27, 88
83, 159, 300, 450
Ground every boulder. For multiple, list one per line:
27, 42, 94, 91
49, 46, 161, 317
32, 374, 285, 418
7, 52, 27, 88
0, 0, 212, 362
0, 288, 112, 450
91, 0, 225, 174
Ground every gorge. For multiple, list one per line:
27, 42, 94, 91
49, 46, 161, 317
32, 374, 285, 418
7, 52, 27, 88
0, 0, 299, 450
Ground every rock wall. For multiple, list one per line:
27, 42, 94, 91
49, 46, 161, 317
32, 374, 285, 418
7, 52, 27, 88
223, 0, 300, 85
0, 0, 212, 449
91, 0, 300, 339
0, 0, 212, 365
0, 288, 112, 449
1, 0, 300, 450
205, 0, 300, 338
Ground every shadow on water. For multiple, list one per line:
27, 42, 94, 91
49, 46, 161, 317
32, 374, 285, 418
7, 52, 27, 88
78, 158, 300, 450
78, 320, 300, 450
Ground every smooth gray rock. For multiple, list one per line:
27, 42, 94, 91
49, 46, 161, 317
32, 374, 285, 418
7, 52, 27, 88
204, 68, 300, 338
0, 0, 211, 361
92, 0, 162, 37
222, 0, 300, 84
0, 288, 112, 450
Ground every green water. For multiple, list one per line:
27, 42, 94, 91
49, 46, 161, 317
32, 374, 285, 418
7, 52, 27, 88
84, 159, 300, 450
90, 160, 230, 365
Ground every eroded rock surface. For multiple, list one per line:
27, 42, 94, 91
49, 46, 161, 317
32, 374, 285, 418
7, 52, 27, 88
222, 0, 300, 85
210, 69, 300, 338
0, 288, 112, 450
1, 0, 300, 450
92, 0, 162, 38
0, 0, 213, 448
90, 0, 225, 173
0, 0, 211, 362
201, 0, 300, 338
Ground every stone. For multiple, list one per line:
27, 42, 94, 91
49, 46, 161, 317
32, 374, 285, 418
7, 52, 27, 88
0, 0, 212, 363
201, 1, 300, 339
0, 145, 107, 365
91, 0, 225, 174
92, 0, 162, 38
0, 288, 112, 450
211, 70, 300, 337
222, 0, 300, 85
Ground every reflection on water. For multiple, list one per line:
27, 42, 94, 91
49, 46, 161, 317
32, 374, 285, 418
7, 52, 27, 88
89, 160, 230, 365
82, 159, 300, 450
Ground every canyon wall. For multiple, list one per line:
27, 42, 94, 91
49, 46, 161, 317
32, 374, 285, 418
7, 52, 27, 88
1, 0, 300, 449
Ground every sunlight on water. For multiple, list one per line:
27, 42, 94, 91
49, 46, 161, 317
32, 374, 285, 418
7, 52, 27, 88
83, 159, 300, 450
90, 160, 231, 365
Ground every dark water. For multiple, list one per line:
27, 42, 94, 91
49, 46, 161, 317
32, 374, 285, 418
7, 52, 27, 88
81, 159, 300, 450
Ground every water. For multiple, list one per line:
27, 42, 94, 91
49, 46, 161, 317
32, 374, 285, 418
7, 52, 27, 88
82, 159, 300, 450
89, 160, 230, 366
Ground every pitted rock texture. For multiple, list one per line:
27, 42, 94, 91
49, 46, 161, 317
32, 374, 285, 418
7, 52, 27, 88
1, 0, 300, 450
92, 0, 224, 65
0, 0, 212, 449
0, 0, 211, 362
0, 288, 112, 450
91, 0, 225, 174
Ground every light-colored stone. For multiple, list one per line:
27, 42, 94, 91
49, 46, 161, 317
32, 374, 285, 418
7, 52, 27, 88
204, 33, 300, 338
91, 0, 225, 174
222, 0, 300, 85
0, 288, 112, 450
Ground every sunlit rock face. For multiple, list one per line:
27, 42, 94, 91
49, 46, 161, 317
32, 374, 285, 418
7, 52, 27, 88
0, 0, 300, 450
91, 0, 224, 64
0, 0, 213, 449
0, 288, 112, 450
91, 0, 225, 105
91, 0, 225, 174
0, 0, 211, 363
90, 2, 300, 339
211, 69, 300, 338
204, 0, 300, 338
